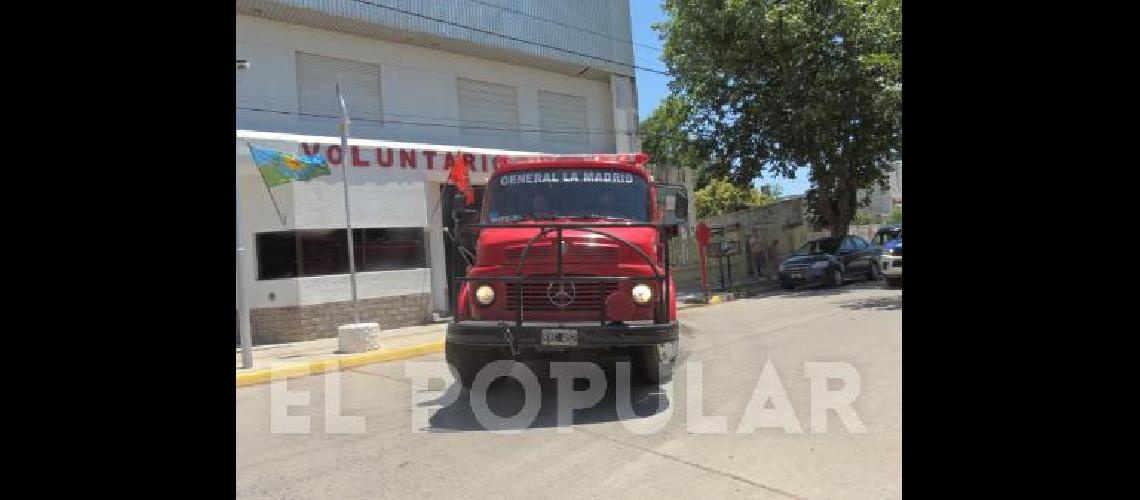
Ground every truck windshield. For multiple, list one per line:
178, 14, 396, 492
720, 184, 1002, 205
484, 168, 650, 222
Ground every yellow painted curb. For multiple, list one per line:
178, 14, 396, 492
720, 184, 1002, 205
236, 340, 444, 388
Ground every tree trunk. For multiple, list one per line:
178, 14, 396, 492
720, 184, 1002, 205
829, 219, 850, 237
828, 158, 857, 237
831, 187, 852, 237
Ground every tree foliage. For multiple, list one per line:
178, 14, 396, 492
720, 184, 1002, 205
657, 0, 901, 236
695, 178, 778, 218
639, 95, 715, 188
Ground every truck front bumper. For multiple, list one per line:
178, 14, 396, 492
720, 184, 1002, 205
447, 320, 679, 347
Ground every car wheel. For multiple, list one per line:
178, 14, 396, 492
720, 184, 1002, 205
829, 268, 844, 287
781, 280, 795, 290
867, 262, 881, 281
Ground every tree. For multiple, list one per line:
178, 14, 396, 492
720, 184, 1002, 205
888, 205, 902, 224
657, 0, 901, 236
695, 178, 777, 218
639, 95, 715, 188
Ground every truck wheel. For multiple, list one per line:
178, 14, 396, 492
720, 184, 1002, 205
634, 340, 678, 384
446, 342, 488, 389
886, 277, 902, 288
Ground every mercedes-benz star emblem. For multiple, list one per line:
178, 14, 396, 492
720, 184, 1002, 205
546, 281, 576, 308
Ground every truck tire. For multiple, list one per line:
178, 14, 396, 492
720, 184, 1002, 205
446, 342, 488, 389
634, 340, 678, 384
886, 277, 902, 288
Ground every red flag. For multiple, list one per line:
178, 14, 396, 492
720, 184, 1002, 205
448, 151, 474, 205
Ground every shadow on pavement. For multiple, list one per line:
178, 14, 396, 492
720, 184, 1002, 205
425, 360, 671, 433
739, 279, 890, 301
837, 295, 902, 310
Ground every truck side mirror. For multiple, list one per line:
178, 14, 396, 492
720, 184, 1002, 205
452, 208, 479, 226
451, 208, 480, 251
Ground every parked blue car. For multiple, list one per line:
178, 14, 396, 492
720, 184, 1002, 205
778, 235, 882, 289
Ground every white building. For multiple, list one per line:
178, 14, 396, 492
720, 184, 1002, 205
236, 0, 640, 344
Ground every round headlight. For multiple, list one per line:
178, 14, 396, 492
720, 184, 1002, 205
474, 285, 495, 305
811, 261, 830, 269
631, 284, 653, 305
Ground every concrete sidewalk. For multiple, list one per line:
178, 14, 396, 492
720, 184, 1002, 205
236, 323, 446, 387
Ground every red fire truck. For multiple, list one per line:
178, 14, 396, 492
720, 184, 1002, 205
446, 153, 688, 388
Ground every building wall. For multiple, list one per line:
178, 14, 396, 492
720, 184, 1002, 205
236, 0, 636, 77
237, 14, 619, 153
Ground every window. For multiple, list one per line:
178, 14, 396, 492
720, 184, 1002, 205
256, 232, 299, 279
296, 52, 382, 125
538, 90, 588, 149
457, 78, 519, 141
354, 228, 429, 272
299, 229, 349, 277
853, 237, 869, 249
256, 228, 427, 280
796, 238, 841, 255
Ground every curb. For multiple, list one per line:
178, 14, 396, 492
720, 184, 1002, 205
680, 292, 736, 307
681, 283, 784, 307
706, 292, 735, 305
236, 340, 444, 388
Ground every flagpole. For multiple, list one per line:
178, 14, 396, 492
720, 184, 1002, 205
236, 157, 254, 369
247, 143, 287, 225
336, 78, 360, 324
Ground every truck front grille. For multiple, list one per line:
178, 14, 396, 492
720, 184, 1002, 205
504, 280, 619, 312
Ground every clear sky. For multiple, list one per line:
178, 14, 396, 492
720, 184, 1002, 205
629, 1, 812, 196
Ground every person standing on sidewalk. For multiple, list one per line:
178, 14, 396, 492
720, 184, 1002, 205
767, 239, 781, 280
748, 233, 763, 280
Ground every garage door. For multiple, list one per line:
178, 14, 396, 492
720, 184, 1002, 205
458, 78, 520, 143
538, 90, 588, 150
296, 52, 383, 124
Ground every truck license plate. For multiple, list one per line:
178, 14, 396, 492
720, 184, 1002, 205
540, 329, 578, 346
791, 273, 803, 279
